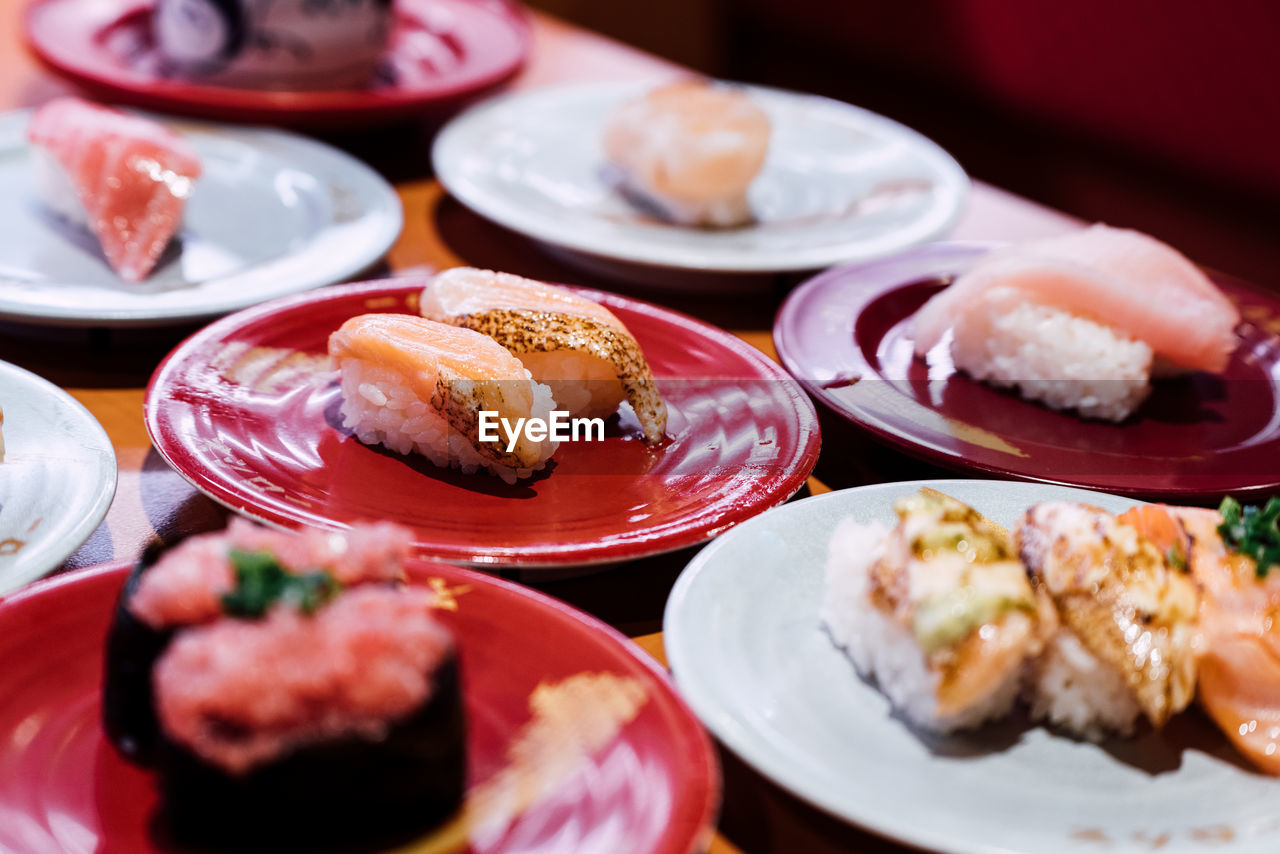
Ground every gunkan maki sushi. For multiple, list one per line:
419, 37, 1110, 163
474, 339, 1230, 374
102, 519, 466, 847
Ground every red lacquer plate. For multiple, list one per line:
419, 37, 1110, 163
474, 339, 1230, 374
145, 280, 820, 568
23, 0, 530, 127
0, 560, 719, 853
774, 242, 1280, 501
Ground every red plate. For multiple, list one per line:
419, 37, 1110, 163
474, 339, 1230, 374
774, 242, 1280, 501
145, 280, 820, 567
23, 0, 530, 127
0, 560, 719, 853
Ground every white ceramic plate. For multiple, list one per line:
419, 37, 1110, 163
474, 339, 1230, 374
0, 361, 116, 593
0, 109, 402, 326
665, 480, 1280, 854
432, 81, 968, 274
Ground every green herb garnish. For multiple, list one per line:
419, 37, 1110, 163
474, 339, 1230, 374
221, 549, 341, 618
1166, 541, 1187, 572
1217, 496, 1280, 578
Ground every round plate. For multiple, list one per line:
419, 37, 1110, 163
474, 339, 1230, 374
432, 81, 968, 274
0, 558, 718, 853
0, 109, 402, 327
144, 280, 820, 567
665, 479, 1280, 854
774, 242, 1280, 500
0, 360, 115, 593
24, 0, 530, 127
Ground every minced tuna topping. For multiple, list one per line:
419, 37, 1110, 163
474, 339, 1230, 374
128, 519, 414, 628
153, 585, 452, 775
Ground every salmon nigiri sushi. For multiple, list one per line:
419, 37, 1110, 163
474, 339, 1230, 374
329, 314, 559, 484
27, 97, 202, 283
911, 224, 1241, 421
1124, 498, 1280, 774
420, 267, 668, 446
602, 80, 770, 228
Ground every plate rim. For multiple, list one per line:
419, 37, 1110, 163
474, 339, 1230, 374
773, 240, 1280, 500
0, 108, 404, 327
0, 359, 117, 593
663, 478, 1165, 854
22, 0, 533, 126
0, 556, 721, 854
431, 79, 970, 274
143, 278, 822, 568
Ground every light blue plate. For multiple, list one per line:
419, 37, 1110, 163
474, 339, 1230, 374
0, 109, 402, 326
665, 480, 1280, 854
0, 360, 115, 593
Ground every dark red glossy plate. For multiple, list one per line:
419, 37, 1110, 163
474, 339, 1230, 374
774, 242, 1280, 501
0, 560, 719, 853
145, 280, 820, 568
23, 0, 530, 127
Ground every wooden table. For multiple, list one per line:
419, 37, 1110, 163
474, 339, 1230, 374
1, 4, 1083, 851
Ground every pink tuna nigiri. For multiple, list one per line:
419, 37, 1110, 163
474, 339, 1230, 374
27, 98, 202, 282
913, 225, 1240, 373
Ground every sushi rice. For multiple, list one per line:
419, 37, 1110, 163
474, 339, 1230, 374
336, 358, 558, 485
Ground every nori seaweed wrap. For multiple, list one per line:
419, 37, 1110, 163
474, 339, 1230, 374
100, 522, 467, 848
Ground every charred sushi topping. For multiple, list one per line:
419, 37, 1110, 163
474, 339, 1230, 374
221, 550, 341, 619
1218, 496, 1280, 577
889, 491, 1036, 655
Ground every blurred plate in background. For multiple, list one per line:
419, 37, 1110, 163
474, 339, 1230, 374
0, 109, 401, 326
433, 80, 968, 275
24, 0, 530, 127
0, 360, 115, 593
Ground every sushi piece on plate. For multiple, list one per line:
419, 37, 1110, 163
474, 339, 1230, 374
1015, 501, 1199, 740
329, 313, 559, 484
1127, 498, 1280, 774
601, 80, 771, 228
26, 97, 202, 283
101, 519, 465, 844
822, 488, 1052, 733
911, 224, 1241, 421
420, 267, 668, 445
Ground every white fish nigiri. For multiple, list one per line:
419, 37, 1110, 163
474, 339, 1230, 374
914, 224, 1240, 373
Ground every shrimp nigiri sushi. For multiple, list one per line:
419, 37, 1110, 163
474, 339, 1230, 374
912, 224, 1241, 421
823, 489, 1052, 732
1015, 502, 1199, 740
27, 97, 202, 282
420, 267, 668, 445
329, 314, 559, 484
602, 80, 770, 228
1126, 498, 1280, 774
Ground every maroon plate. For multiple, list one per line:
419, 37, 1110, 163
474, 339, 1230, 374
23, 0, 530, 127
774, 242, 1280, 500
145, 280, 820, 567
0, 560, 718, 853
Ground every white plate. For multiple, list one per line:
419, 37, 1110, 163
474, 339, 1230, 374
665, 480, 1280, 854
0, 361, 116, 593
0, 109, 402, 326
432, 81, 968, 274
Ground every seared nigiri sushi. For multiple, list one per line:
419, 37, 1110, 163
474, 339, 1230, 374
1126, 499, 1280, 774
1015, 502, 1199, 740
602, 80, 770, 227
102, 519, 465, 844
27, 98, 202, 282
823, 489, 1051, 732
420, 267, 668, 445
329, 314, 559, 484
912, 224, 1241, 421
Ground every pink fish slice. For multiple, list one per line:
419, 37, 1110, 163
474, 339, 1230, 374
27, 98, 202, 282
